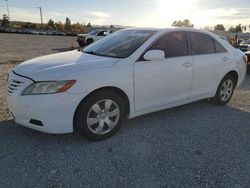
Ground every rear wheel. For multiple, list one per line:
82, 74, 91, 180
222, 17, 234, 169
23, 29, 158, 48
75, 91, 125, 141
213, 74, 236, 105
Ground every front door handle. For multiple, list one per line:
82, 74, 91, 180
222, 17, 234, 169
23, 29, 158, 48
182, 62, 193, 68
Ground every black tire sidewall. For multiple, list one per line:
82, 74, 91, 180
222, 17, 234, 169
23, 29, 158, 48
75, 91, 125, 141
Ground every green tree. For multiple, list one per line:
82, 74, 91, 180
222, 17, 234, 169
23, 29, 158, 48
172, 19, 194, 28
22, 22, 37, 29
86, 22, 91, 27
214, 24, 225, 31
47, 19, 55, 30
65, 17, 71, 30
1, 14, 9, 27
228, 24, 243, 33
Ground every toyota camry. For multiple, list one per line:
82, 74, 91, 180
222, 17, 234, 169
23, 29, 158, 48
6, 28, 247, 140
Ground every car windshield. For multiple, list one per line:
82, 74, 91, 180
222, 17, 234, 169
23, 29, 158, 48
82, 30, 156, 58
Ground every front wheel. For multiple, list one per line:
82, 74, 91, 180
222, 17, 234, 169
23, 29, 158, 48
75, 91, 125, 141
213, 75, 236, 105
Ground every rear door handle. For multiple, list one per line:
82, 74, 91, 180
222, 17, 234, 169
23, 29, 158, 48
182, 62, 193, 68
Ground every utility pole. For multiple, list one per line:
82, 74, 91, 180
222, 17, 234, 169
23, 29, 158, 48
38, 7, 43, 26
5, 0, 10, 19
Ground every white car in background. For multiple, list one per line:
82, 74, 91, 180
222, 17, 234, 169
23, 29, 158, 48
77, 29, 111, 47
6, 28, 247, 140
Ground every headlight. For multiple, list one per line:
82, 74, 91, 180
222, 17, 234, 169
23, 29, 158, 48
22, 80, 76, 95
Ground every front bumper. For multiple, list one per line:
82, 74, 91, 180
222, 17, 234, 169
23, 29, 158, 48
6, 71, 85, 134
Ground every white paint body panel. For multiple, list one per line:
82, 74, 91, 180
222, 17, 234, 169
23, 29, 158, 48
134, 56, 194, 111
6, 28, 247, 134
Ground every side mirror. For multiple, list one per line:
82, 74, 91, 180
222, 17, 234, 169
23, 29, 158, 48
143, 50, 165, 61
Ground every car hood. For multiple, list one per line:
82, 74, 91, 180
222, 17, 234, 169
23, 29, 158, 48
14, 50, 119, 81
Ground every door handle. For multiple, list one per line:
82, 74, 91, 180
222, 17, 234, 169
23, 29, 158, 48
182, 62, 193, 68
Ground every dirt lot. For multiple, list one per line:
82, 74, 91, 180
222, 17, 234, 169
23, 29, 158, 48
0, 33, 77, 120
1, 33, 250, 187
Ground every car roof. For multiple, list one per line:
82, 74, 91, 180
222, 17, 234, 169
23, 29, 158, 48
123, 27, 234, 52
124, 27, 218, 35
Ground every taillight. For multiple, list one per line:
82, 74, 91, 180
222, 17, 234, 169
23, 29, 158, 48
243, 55, 248, 64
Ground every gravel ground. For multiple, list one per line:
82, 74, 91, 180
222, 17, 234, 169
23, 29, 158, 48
0, 33, 250, 187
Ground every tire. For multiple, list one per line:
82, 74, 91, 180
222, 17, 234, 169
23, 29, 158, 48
213, 74, 236, 105
75, 90, 126, 141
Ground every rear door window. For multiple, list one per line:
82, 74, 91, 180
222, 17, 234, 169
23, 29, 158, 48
214, 40, 227, 53
190, 32, 215, 55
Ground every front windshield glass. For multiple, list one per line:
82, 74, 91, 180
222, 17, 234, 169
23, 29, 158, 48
82, 29, 156, 58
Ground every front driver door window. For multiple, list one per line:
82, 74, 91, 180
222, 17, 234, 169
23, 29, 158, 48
134, 31, 194, 111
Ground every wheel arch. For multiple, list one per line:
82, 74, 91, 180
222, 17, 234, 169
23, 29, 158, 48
224, 70, 239, 86
212, 69, 239, 97
73, 86, 131, 130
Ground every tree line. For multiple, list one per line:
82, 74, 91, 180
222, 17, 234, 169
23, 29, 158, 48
0, 15, 108, 33
172, 19, 249, 33
213, 24, 250, 33
1, 15, 249, 34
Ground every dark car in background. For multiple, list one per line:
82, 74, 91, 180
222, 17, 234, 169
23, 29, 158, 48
77, 29, 111, 47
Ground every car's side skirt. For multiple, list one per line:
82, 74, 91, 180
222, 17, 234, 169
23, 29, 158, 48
128, 93, 214, 119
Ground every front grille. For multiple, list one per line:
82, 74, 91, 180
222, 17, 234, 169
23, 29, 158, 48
6, 71, 33, 96
6, 79, 24, 95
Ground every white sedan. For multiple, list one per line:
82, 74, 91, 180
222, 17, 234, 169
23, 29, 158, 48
6, 28, 247, 140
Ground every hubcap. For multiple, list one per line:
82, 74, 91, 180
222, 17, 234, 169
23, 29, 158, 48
220, 79, 234, 102
87, 99, 120, 135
